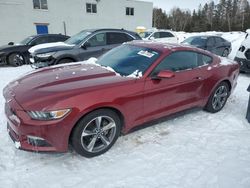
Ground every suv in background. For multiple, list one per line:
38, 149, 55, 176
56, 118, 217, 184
0, 34, 69, 66
139, 30, 178, 43
182, 35, 231, 57
234, 29, 250, 73
29, 29, 141, 68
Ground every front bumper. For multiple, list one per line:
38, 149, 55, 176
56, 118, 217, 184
234, 57, 250, 73
30, 56, 56, 69
4, 96, 74, 152
0, 53, 7, 64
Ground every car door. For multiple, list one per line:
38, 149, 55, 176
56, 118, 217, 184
206, 37, 216, 54
143, 51, 205, 122
78, 32, 107, 60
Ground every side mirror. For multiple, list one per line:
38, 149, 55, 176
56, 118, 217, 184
149, 36, 155, 40
153, 70, 175, 79
81, 42, 91, 50
8, 42, 14, 45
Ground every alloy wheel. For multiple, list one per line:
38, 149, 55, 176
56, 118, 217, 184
80, 116, 117, 153
10, 53, 24, 66
212, 85, 228, 111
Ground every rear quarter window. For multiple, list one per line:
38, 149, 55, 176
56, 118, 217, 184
200, 54, 213, 66
160, 32, 174, 38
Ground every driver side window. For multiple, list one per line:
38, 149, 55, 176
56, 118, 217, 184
153, 32, 160, 39
151, 51, 199, 76
30, 37, 49, 46
87, 33, 107, 47
207, 37, 215, 47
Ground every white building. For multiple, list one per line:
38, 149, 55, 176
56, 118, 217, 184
0, 0, 153, 45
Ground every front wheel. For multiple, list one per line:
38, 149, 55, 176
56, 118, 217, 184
205, 82, 230, 113
8, 53, 25, 66
71, 109, 121, 158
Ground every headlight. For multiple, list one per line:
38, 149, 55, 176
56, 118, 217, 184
28, 109, 71, 120
36, 52, 55, 58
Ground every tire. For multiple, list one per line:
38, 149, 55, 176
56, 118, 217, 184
222, 49, 229, 57
57, 58, 74, 65
71, 109, 121, 158
8, 53, 25, 66
205, 82, 230, 113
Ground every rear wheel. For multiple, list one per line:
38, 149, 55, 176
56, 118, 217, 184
205, 82, 230, 113
8, 53, 25, 66
71, 109, 121, 158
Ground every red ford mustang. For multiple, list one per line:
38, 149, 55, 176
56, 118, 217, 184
4, 41, 239, 157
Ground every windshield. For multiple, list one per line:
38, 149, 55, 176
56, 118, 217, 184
65, 30, 92, 45
139, 32, 152, 38
19, 36, 35, 45
183, 36, 207, 46
97, 44, 160, 76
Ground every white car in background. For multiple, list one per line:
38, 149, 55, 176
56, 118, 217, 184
139, 30, 178, 43
234, 29, 250, 73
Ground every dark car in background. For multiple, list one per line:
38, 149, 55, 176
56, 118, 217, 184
0, 34, 69, 66
29, 29, 141, 68
182, 35, 231, 57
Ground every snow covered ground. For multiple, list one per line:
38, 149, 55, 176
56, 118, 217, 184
0, 32, 250, 188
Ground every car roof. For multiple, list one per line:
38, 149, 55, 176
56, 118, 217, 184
80, 28, 135, 34
128, 40, 212, 55
30, 34, 68, 38
187, 35, 222, 39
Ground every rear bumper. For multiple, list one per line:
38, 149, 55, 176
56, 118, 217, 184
234, 57, 250, 73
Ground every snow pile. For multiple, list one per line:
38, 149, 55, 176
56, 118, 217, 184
0, 65, 250, 188
28, 42, 74, 54
127, 70, 143, 78
0, 32, 250, 188
219, 57, 238, 66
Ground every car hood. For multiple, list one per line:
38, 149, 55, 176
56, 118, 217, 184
29, 42, 75, 55
0, 44, 26, 52
6, 62, 134, 109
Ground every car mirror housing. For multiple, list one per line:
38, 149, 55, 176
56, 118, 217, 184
8, 42, 14, 45
155, 70, 175, 79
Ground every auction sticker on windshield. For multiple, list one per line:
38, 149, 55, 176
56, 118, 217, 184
137, 50, 156, 58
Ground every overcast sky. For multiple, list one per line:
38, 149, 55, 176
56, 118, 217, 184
142, 0, 219, 13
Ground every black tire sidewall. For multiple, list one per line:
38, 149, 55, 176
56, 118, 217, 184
8, 53, 24, 66
71, 109, 121, 158
205, 82, 229, 113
